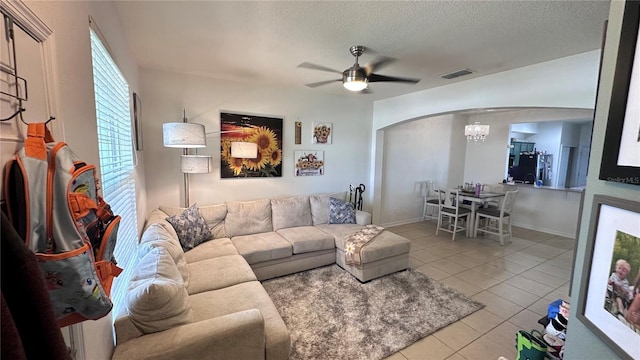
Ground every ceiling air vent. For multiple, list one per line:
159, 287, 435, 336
441, 68, 475, 80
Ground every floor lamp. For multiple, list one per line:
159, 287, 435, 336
163, 110, 210, 208
163, 110, 259, 207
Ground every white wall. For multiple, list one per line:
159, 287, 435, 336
579, 122, 594, 146
508, 185, 583, 237
447, 114, 468, 188
380, 114, 463, 225
141, 68, 373, 210
560, 123, 581, 147
464, 115, 512, 185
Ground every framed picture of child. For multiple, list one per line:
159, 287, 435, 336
577, 195, 640, 359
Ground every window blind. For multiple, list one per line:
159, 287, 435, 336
90, 28, 138, 318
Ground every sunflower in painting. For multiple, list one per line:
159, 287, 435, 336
220, 125, 281, 177
249, 126, 278, 152
313, 124, 331, 144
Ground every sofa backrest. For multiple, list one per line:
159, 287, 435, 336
143, 208, 180, 240
225, 199, 273, 237
159, 204, 228, 239
151, 191, 350, 240
270, 195, 312, 231
309, 192, 347, 225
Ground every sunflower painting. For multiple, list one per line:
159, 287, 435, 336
220, 112, 283, 178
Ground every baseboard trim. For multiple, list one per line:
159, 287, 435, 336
511, 221, 576, 238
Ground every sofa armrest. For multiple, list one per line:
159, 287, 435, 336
356, 210, 372, 225
112, 309, 265, 360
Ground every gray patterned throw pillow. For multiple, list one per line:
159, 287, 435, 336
165, 204, 212, 251
329, 197, 356, 224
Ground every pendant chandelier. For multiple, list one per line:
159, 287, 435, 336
464, 122, 490, 142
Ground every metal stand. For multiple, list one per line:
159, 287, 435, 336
349, 184, 365, 210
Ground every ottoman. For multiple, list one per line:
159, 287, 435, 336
335, 229, 411, 282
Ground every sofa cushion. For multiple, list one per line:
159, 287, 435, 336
165, 204, 212, 251
335, 229, 411, 264
315, 223, 364, 243
186, 255, 257, 295
231, 232, 292, 264
225, 199, 273, 237
271, 195, 312, 231
126, 247, 193, 334
188, 281, 290, 360
309, 192, 347, 225
329, 197, 356, 224
183, 237, 239, 264
138, 223, 189, 286
276, 226, 335, 254
160, 203, 227, 239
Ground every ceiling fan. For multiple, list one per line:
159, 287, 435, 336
298, 45, 421, 92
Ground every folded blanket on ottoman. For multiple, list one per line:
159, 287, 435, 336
344, 225, 385, 266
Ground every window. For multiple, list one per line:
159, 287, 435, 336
90, 27, 138, 318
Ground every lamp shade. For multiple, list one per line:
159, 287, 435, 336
230, 142, 258, 158
181, 155, 212, 173
163, 122, 207, 148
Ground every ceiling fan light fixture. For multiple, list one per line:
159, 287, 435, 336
343, 67, 368, 91
343, 79, 368, 91
300, 45, 420, 91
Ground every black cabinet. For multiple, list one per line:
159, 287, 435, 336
510, 141, 535, 166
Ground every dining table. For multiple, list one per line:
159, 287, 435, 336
458, 191, 505, 237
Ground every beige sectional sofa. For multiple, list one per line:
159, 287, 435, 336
111, 193, 410, 360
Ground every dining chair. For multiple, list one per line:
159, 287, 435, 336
483, 184, 505, 209
474, 189, 519, 245
435, 188, 471, 241
421, 180, 440, 221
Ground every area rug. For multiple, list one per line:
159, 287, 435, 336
262, 265, 484, 360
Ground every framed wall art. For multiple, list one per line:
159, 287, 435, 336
312, 122, 332, 144
220, 112, 283, 178
295, 121, 302, 144
599, 1, 640, 185
294, 150, 324, 176
576, 195, 640, 359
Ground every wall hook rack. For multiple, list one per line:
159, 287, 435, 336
0, 12, 55, 124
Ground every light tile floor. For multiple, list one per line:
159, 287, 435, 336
382, 221, 574, 360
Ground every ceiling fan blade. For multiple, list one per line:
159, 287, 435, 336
305, 79, 342, 88
368, 73, 420, 84
298, 62, 343, 75
364, 56, 396, 75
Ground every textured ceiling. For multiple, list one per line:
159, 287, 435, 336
113, 1, 610, 101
